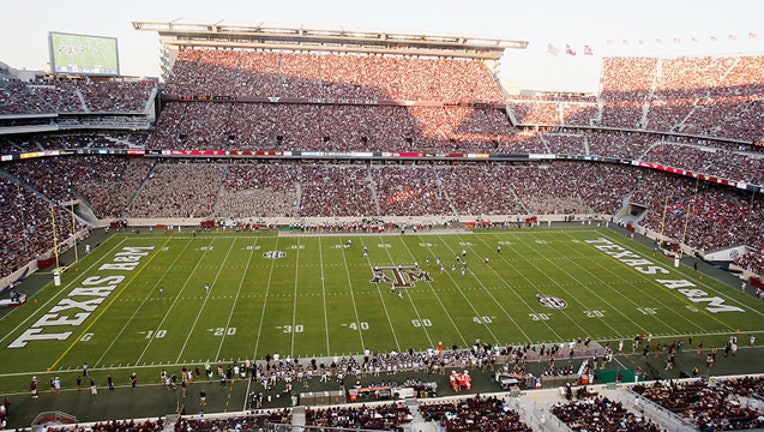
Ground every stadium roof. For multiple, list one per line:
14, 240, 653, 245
132, 19, 528, 60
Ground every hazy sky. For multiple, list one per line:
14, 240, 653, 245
2, 0, 762, 91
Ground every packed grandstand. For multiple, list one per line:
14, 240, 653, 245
1, 22, 763, 431
1, 46, 763, 283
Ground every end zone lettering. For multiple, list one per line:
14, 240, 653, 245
7, 246, 154, 348
585, 238, 743, 314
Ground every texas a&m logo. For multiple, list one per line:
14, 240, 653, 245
370, 265, 433, 287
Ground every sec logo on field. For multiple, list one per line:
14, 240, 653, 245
263, 251, 286, 259
535, 293, 568, 310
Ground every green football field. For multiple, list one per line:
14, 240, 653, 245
1, 227, 761, 392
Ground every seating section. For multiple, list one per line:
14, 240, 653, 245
1, 50, 763, 281
632, 377, 764, 431
148, 48, 514, 152
507, 55, 764, 143
305, 403, 412, 430
0, 176, 81, 278
128, 162, 225, 219
4, 155, 762, 278
420, 395, 532, 432
0, 78, 154, 114
551, 395, 662, 432
164, 49, 504, 102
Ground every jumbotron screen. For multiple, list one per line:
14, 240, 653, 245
48, 32, 119, 75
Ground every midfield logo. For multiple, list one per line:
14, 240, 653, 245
370, 265, 433, 287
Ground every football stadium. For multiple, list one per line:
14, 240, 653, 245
0, 9, 763, 432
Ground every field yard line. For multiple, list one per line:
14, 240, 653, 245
468, 233, 569, 341
94, 238, 196, 367
290, 237, 301, 357
176, 239, 239, 363
49, 237, 173, 371
402, 237, 469, 347
436, 234, 533, 344
429, 234, 502, 345
597, 229, 764, 320
381, 236, 436, 347
549, 231, 710, 334
483, 231, 649, 331
215, 238, 259, 362
493, 232, 620, 337
594, 229, 756, 331
338, 237, 366, 351
318, 238, 331, 355
251, 237, 280, 361
0, 236, 127, 347
358, 237, 401, 352
134, 239, 217, 366
396, 234, 469, 346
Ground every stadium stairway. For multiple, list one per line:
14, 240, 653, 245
294, 171, 303, 214
290, 406, 306, 428
366, 164, 382, 217
70, 192, 99, 226
405, 397, 438, 432
125, 159, 157, 213
74, 88, 88, 112
504, 106, 518, 127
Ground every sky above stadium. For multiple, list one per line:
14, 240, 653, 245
2, 0, 762, 92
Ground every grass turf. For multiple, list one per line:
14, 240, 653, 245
1, 226, 761, 394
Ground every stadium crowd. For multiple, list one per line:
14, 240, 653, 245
506, 55, 764, 145
420, 394, 532, 432
0, 175, 82, 278
304, 402, 412, 430
2, 132, 148, 152
41, 411, 291, 432
173, 410, 292, 431
213, 162, 300, 219
0, 77, 154, 114
641, 141, 764, 185
633, 172, 764, 263
550, 394, 663, 432
1, 155, 763, 278
128, 162, 225, 219
556, 55, 764, 143
632, 377, 764, 430
3, 34, 764, 432
1, 47, 763, 286
163, 49, 503, 102
145, 102, 523, 153
299, 164, 377, 218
